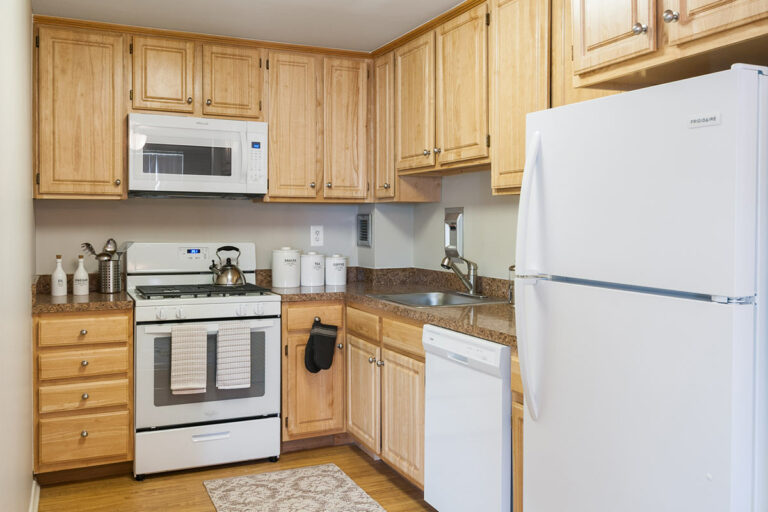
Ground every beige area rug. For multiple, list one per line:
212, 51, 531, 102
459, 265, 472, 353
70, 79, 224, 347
203, 463, 386, 512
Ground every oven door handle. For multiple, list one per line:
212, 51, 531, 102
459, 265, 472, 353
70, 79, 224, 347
142, 319, 277, 335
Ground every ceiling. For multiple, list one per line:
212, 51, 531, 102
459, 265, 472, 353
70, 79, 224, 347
31, 0, 464, 52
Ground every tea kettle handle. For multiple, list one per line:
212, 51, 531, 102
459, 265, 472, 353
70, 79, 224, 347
216, 245, 241, 263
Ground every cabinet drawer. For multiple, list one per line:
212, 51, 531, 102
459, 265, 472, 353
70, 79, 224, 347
382, 318, 424, 358
285, 304, 343, 332
347, 307, 380, 341
38, 312, 131, 347
39, 347, 129, 381
39, 411, 130, 465
39, 378, 129, 414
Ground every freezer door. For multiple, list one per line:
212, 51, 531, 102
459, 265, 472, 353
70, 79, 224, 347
517, 67, 761, 298
515, 278, 756, 512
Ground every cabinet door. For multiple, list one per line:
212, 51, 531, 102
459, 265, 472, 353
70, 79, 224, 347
132, 36, 195, 113
202, 44, 263, 118
267, 52, 320, 198
664, 0, 768, 44
435, 3, 489, 165
323, 57, 368, 199
395, 32, 435, 171
284, 333, 345, 439
346, 334, 381, 453
381, 348, 425, 486
572, 0, 656, 73
512, 401, 524, 512
374, 53, 396, 199
490, 0, 550, 191
37, 26, 124, 197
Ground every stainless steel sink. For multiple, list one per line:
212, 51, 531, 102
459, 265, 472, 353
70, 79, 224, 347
369, 291, 507, 308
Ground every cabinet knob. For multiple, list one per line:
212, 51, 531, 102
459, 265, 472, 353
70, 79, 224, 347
433, 147, 442, 154
206, 99, 212, 105
81, 360, 89, 367
314, 317, 321, 322
631, 22, 648, 34
383, 183, 390, 189
662, 10, 679, 23
309, 182, 316, 188
114, 179, 121, 186
337, 343, 343, 350
376, 360, 385, 367
80, 329, 88, 335
368, 356, 376, 364
326, 182, 332, 188
81, 430, 88, 438
423, 149, 430, 156
81, 393, 89, 400
186, 96, 193, 104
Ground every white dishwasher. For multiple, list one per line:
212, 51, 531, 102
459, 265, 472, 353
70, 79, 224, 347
422, 324, 512, 512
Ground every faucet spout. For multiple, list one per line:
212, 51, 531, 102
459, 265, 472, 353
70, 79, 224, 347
440, 256, 480, 296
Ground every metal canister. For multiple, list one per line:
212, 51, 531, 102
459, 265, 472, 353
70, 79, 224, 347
99, 259, 123, 294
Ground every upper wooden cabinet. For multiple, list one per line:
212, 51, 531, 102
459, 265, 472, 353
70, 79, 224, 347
435, 3, 489, 165
374, 52, 396, 198
490, 0, 550, 193
323, 57, 369, 199
36, 26, 125, 198
132, 36, 195, 113
267, 51, 321, 199
664, 0, 768, 44
202, 44, 264, 119
572, 0, 657, 73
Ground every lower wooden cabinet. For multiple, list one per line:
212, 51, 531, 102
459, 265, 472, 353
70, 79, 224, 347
512, 400, 525, 512
346, 334, 381, 450
33, 310, 133, 474
282, 302, 346, 440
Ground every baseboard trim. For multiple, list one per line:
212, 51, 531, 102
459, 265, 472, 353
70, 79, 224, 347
28, 479, 40, 512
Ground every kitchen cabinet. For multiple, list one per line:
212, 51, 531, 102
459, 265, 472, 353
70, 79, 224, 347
572, 0, 657, 74
282, 302, 345, 440
267, 51, 322, 199
512, 401, 525, 512
664, 0, 768, 45
131, 35, 195, 113
346, 334, 381, 452
490, 0, 550, 193
202, 44, 264, 118
33, 311, 133, 473
323, 57, 368, 199
36, 25, 125, 199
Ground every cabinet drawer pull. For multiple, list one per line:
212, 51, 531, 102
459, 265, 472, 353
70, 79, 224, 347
368, 356, 376, 364
376, 360, 385, 367
383, 182, 390, 189
337, 343, 343, 350
114, 179, 121, 186
186, 96, 193, 103
81, 393, 89, 400
80, 430, 88, 438
310, 182, 316, 188
81, 360, 89, 367
206, 99, 212, 105
423, 149, 430, 156
433, 147, 441, 154
631, 22, 648, 35
80, 329, 88, 335
662, 10, 679, 23
326, 182, 332, 188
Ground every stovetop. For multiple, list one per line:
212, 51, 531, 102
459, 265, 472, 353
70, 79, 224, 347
135, 283, 272, 299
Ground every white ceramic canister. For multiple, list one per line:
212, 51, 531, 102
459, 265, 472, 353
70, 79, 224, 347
272, 247, 301, 288
325, 254, 347, 286
301, 252, 325, 287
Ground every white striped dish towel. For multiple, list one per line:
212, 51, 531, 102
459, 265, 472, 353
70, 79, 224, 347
170, 324, 208, 395
216, 321, 251, 390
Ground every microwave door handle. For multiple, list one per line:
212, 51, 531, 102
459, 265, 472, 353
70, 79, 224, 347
142, 319, 276, 335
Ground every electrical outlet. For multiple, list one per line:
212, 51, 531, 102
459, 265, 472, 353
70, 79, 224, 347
310, 225, 324, 246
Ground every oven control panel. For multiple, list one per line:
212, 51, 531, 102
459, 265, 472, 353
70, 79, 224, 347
134, 300, 281, 323
177, 247, 209, 261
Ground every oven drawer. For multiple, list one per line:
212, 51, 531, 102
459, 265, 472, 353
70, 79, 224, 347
38, 312, 131, 347
285, 303, 343, 332
39, 346, 129, 381
134, 417, 280, 475
39, 378, 129, 413
39, 410, 130, 465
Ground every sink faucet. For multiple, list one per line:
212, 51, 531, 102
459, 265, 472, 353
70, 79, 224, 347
441, 256, 481, 296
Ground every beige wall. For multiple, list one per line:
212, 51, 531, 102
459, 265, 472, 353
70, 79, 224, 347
357, 203, 415, 269
35, 199, 360, 274
0, 0, 35, 509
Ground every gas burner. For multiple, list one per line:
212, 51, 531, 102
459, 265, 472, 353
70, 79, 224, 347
135, 283, 271, 299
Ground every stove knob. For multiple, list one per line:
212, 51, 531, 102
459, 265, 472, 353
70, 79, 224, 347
254, 303, 264, 316
175, 307, 185, 319
236, 304, 247, 316
156, 308, 167, 320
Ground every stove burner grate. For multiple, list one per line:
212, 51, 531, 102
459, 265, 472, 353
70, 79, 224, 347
135, 283, 271, 299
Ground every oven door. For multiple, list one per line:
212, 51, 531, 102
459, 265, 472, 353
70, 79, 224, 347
135, 317, 280, 429
128, 113, 248, 195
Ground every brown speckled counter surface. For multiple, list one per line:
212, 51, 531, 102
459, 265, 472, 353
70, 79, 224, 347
32, 275, 133, 314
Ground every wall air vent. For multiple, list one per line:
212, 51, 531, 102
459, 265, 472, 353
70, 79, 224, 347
357, 213, 372, 247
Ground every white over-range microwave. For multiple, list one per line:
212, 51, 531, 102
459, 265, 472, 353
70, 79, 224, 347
128, 113, 268, 197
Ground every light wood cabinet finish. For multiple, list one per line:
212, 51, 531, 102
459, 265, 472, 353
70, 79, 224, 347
512, 400, 525, 512
374, 52, 396, 198
511, 352, 525, 396
323, 57, 368, 198
202, 44, 263, 118
665, 0, 768, 44
39, 379, 129, 414
282, 302, 346, 440
490, 0, 550, 193
435, 3, 489, 165
38, 347, 129, 381
347, 307, 380, 340
267, 52, 321, 198
382, 318, 425, 359
572, 0, 657, 73
132, 35, 195, 112
38, 311, 132, 347
39, 411, 131, 466
395, 32, 436, 171
36, 26, 125, 198
380, 347, 425, 487
346, 334, 381, 453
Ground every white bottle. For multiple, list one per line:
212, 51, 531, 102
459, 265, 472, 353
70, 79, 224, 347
51, 254, 67, 297
73, 255, 89, 296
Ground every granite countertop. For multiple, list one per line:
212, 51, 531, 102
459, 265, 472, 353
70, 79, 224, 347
273, 282, 516, 348
32, 275, 134, 314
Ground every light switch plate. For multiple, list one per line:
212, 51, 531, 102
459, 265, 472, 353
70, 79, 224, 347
310, 225, 324, 246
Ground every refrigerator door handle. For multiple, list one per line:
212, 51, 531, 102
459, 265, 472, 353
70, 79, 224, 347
515, 131, 542, 277
515, 275, 540, 421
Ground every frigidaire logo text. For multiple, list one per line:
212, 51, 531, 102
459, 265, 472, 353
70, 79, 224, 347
690, 116, 717, 125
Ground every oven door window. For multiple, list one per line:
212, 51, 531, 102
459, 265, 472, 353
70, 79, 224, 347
142, 143, 232, 177
153, 331, 266, 406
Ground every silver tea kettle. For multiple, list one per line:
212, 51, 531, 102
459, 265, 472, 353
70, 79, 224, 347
209, 246, 246, 286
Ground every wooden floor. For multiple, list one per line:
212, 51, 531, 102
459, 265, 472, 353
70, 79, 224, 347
38, 445, 434, 512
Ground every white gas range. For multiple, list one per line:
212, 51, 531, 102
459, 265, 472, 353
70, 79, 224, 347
126, 242, 281, 479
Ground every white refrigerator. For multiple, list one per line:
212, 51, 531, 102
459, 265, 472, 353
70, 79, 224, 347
514, 64, 768, 512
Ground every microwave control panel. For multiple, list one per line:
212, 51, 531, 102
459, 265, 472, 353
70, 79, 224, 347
246, 122, 268, 194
